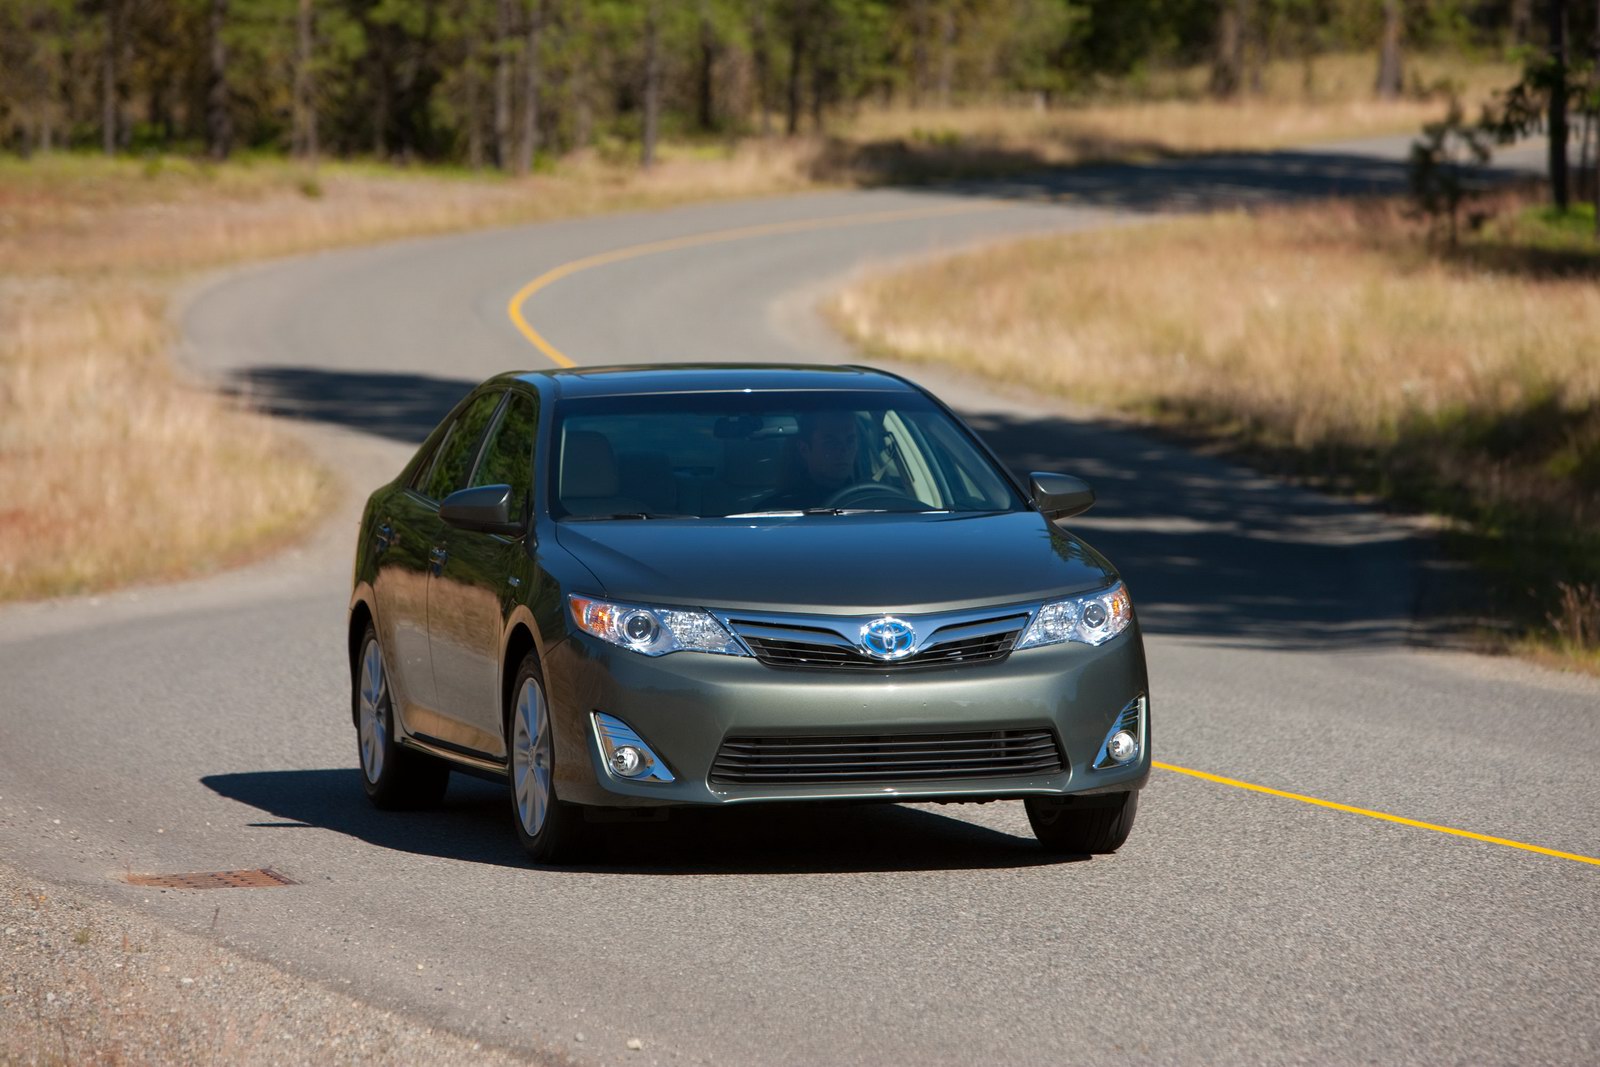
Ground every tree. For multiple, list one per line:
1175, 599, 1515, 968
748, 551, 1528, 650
1211, 0, 1248, 98
1375, 0, 1403, 99
207, 0, 231, 158
292, 0, 318, 160
494, 0, 513, 166
1551, 0, 1570, 209
516, 0, 542, 173
642, 0, 660, 167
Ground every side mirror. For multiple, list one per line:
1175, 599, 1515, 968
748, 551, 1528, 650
1029, 472, 1095, 520
439, 484, 523, 536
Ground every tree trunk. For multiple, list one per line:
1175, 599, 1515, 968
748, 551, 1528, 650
368, 32, 389, 157
936, 1, 955, 108
516, 0, 541, 175
101, 0, 120, 154
573, 52, 592, 149
1510, 0, 1533, 43
697, 4, 716, 131
786, 17, 804, 135
466, 52, 484, 168
494, 0, 513, 168
909, 0, 928, 109
753, 5, 772, 137
206, 0, 231, 160
1375, 0, 1403, 99
642, 0, 660, 169
1550, 0, 1570, 211
1210, 0, 1245, 99
292, 0, 318, 162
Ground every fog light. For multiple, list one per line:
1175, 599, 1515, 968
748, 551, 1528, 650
609, 745, 647, 778
592, 712, 675, 783
1106, 730, 1138, 764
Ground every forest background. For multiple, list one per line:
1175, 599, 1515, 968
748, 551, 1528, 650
3, 0, 1599, 668
0, 0, 1588, 172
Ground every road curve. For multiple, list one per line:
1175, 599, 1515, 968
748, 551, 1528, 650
2, 137, 1597, 1066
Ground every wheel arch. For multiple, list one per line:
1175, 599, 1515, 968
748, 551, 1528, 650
500, 611, 541, 738
347, 588, 378, 728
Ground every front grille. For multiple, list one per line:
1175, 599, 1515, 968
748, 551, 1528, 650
729, 614, 1026, 672
710, 729, 1064, 785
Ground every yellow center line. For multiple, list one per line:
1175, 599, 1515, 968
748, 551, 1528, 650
506, 200, 1013, 368
1154, 760, 1600, 868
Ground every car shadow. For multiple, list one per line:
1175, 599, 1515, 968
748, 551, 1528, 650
200, 769, 1077, 874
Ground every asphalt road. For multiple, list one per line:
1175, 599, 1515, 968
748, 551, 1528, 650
3, 136, 1597, 1066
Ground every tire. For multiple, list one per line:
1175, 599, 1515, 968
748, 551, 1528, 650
506, 652, 585, 864
354, 624, 449, 810
1025, 791, 1138, 855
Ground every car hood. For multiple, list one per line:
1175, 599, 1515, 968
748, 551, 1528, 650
552, 511, 1117, 614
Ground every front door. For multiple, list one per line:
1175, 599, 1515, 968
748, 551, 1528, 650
381, 387, 504, 746
429, 390, 538, 760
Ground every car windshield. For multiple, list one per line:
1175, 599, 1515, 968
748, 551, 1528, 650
549, 390, 1026, 520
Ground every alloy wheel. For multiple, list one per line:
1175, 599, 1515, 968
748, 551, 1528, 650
357, 637, 388, 784
512, 676, 552, 837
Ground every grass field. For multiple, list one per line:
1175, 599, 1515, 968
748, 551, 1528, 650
0, 51, 1521, 601
829, 194, 1600, 669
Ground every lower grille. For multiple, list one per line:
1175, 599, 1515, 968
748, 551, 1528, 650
710, 729, 1064, 785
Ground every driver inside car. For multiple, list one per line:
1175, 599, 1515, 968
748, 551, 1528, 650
763, 410, 866, 509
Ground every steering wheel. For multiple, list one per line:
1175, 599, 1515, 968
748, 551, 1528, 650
822, 481, 925, 510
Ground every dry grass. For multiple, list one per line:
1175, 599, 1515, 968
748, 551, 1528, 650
0, 282, 329, 599
0, 144, 826, 601
829, 195, 1600, 665
832, 199, 1600, 442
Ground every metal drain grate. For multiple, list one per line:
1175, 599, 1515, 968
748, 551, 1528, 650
124, 868, 296, 890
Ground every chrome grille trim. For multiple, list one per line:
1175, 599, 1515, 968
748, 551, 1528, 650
724, 608, 1029, 672
710, 729, 1065, 785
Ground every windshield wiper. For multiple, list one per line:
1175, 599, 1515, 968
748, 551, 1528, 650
725, 507, 890, 518
564, 512, 695, 521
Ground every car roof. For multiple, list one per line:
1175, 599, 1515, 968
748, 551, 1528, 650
509, 363, 918, 399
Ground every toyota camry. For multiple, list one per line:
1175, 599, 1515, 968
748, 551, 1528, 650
347, 364, 1150, 862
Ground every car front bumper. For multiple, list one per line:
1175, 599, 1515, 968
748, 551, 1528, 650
542, 623, 1151, 808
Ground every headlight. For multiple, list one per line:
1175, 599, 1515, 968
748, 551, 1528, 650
568, 595, 748, 657
1015, 582, 1133, 650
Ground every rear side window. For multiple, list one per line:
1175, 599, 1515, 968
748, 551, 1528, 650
419, 390, 504, 502
470, 391, 538, 518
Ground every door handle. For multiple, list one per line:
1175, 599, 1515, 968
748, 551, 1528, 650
429, 544, 449, 573
374, 522, 394, 552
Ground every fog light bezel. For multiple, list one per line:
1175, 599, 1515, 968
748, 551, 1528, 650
591, 712, 676, 783
1091, 695, 1147, 771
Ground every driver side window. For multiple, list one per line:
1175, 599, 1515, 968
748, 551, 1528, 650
470, 391, 538, 518
419, 390, 504, 503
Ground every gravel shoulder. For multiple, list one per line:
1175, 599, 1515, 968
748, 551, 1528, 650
0, 861, 556, 1066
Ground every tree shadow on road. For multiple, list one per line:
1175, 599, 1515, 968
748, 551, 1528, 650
224, 366, 475, 445
906, 145, 1543, 213
962, 408, 1448, 651
200, 769, 1071, 874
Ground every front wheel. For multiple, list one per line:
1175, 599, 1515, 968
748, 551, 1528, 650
507, 653, 585, 864
354, 624, 449, 809
1025, 791, 1138, 855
